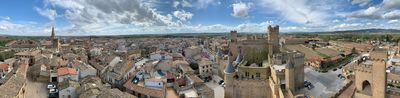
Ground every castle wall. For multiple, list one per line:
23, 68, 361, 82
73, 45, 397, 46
372, 60, 386, 98
231, 79, 272, 98
236, 67, 269, 80
355, 69, 373, 93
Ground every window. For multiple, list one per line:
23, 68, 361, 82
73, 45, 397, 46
245, 72, 249, 77
256, 73, 260, 78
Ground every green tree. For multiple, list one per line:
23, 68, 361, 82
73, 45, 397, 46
351, 47, 358, 55
311, 44, 317, 50
189, 62, 199, 70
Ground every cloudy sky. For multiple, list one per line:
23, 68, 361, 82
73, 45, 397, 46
0, 0, 399, 36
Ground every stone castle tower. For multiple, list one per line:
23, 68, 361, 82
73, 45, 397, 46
224, 52, 236, 98
285, 52, 305, 94
229, 30, 239, 57
268, 25, 279, 57
269, 51, 305, 98
354, 47, 387, 98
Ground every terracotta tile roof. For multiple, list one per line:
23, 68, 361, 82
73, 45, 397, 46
308, 57, 323, 62
123, 78, 165, 98
57, 67, 77, 76
166, 72, 174, 79
187, 74, 204, 85
0, 59, 29, 97
0, 64, 8, 70
58, 80, 80, 90
15, 50, 40, 56
328, 55, 342, 61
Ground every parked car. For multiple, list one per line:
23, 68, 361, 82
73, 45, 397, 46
49, 88, 58, 93
47, 83, 57, 89
218, 80, 224, 85
307, 84, 315, 90
304, 81, 311, 87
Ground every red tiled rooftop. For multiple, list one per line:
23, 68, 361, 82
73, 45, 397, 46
166, 72, 174, 79
57, 67, 77, 76
0, 64, 8, 70
329, 55, 342, 61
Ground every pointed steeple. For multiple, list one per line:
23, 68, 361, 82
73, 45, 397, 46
235, 47, 242, 63
224, 52, 235, 74
51, 26, 55, 40
235, 52, 241, 63
216, 48, 223, 58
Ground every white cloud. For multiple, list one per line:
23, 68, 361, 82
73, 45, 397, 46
260, 0, 329, 26
346, 0, 400, 20
0, 20, 56, 36
173, 0, 192, 8
351, 0, 371, 6
0, 16, 11, 21
382, 0, 400, 9
332, 19, 340, 23
332, 23, 363, 30
195, 0, 216, 9
35, 7, 57, 20
173, 10, 193, 21
173, 1, 180, 8
0, 20, 23, 30
347, 7, 381, 19
43, 0, 182, 33
232, 2, 252, 18
383, 10, 400, 19
181, 0, 193, 8
24, 0, 397, 35
388, 19, 399, 24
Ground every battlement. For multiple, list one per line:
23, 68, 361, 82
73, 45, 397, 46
268, 25, 279, 33
370, 47, 388, 60
230, 30, 238, 42
354, 60, 373, 73
288, 51, 305, 59
273, 51, 304, 59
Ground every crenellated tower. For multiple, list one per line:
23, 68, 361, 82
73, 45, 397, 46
268, 25, 280, 57
354, 47, 387, 98
229, 30, 239, 57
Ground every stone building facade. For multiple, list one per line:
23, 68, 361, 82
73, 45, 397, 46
354, 48, 387, 98
223, 25, 305, 98
269, 51, 305, 98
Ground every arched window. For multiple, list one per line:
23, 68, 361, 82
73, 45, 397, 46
362, 80, 372, 95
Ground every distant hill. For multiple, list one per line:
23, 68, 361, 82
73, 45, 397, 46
313, 29, 400, 34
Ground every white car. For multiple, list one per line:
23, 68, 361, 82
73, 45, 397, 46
47, 84, 56, 89
49, 88, 58, 93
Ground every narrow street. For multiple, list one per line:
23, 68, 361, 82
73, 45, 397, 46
25, 67, 48, 98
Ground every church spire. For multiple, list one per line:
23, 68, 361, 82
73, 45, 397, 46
51, 26, 55, 40
224, 52, 235, 74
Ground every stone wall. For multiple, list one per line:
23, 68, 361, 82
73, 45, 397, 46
231, 79, 272, 98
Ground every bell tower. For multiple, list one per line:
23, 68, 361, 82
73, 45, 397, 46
51, 26, 55, 40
